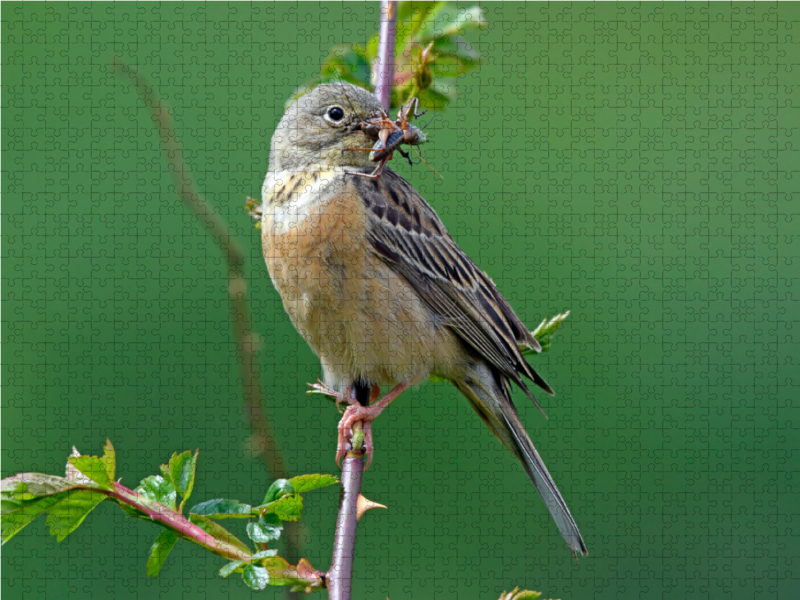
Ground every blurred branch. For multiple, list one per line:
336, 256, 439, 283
108, 56, 299, 569
374, 0, 398, 110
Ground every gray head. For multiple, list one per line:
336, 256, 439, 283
268, 82, 383, 172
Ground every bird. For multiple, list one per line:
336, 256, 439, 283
259, 82, 587, 558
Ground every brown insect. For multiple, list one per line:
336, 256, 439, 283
344, 97, 429, 179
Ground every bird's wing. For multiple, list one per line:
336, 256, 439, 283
350, 170, 554, 399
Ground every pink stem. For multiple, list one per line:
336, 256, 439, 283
326, 449, 364, 600
374, 0, 398, 110
110, 482, 251, 562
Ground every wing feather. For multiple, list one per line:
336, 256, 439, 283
351, 171, 554, 399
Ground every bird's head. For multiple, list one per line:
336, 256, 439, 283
268, 82, 383, 172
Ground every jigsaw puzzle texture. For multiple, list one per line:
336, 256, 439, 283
3, 3, 798, 599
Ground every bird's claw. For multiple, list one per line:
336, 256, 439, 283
336, 404, 382, 469
307, 379, 350, 413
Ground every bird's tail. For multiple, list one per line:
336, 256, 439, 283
453, 362, 588, 558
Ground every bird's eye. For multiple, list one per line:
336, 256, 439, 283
327, 106, 345, 122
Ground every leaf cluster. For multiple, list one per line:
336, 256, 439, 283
1, 441, 337, 593
292, 1, 487, 111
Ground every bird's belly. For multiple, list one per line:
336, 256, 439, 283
262, 187, 457, 390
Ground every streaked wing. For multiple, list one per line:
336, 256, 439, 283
350, 170, 554, 399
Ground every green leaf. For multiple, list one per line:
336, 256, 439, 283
429, 36, 482, 77
512, 591, 542, 600
146, 529, 179, 577
288, 474, 339, 494
395, 1, 442, 49
260, 555, 309, 587
45, 489, 107, 541
258, 494, 303, 522
242, 565, 270, 590
67, 455, 113, 489
101, 439, 116, 484
251, 549, 278, 559
189, 514, 252, 557
169, 450, 197, 510
416, 5, 487, 42
321, 44, 372, 89
2, 494, 65, 544
524, 311, 570, 355
135, 476, 177, 511
190, 498, 253, 519
219, 560, 246, 578
2, 474, 84, 500
246, 517, 282, 544
418, 80, 456, 110
262, 479, 294, 504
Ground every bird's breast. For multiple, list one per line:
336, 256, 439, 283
259, 168, 461, 389
260, 168, 369, 335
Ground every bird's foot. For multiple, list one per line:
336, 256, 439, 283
307, 379, 352, 413
336, 381, 411, 469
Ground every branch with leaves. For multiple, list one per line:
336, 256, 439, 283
1, 441, 335, 592
1, 303, 568, 595
291, 2, 486, 111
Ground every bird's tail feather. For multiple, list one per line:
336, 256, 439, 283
454, 363, 588, 558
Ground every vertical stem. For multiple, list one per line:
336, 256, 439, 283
327, 7, 397, 596
327, 425, 365, 600
374, 0, 398, 110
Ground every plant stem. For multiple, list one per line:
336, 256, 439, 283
327, 423, 365, 600
109, 482, 251, 562
374, 0, 398, 110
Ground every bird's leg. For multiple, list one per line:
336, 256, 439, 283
337, 381, 411, 469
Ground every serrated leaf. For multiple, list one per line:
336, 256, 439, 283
146, 529, 179, 577
2, 493, 65, 544
258, 493, 303, 522
169, 450, 197, 509
242, 565, 270, 590
416, 5, 487, 42
190, 498, 253, 519
262, 479, 294, 504
189, 514, 252, 557
67, 455, 113, 489
101, 440, 116, 483
246, 518, 282, 544
45, 489, 107, 541
251, 549, 278, 559
288, 474, 339, 493
2, 474, 84, 500
136, 475, 177, 511
219, 560, 246, 578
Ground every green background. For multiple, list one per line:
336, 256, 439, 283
3, 2, 798, 599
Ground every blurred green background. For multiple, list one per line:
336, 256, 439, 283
3, 2, 798, 599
